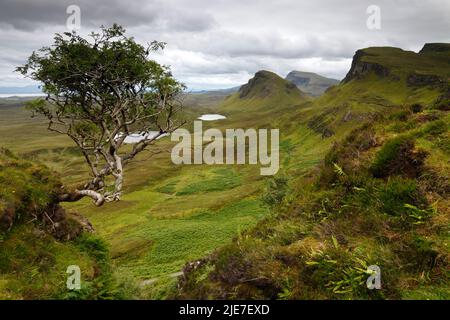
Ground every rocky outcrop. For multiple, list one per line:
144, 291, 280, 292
434, 87, 450, 110
342, 50, 390, 83
406, 73, 446, 87
419, 43, 450, 55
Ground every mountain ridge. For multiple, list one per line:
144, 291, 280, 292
238, 70, 303, 99
219, 70, 308, 116
343, 44, 450, 84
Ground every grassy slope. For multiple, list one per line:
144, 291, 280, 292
359, 46, 450, 78
0, 150, 121, 299
0, 76, 315, 298
65, 72, 317, 297
177, 45, 450, 300
1, 44, 448, 300
221, 70, 307, 116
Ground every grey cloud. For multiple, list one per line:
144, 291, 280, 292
0, 0, 215, 32
0, 0, 448, 89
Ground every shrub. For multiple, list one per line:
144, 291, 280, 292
436, 136, 450, 154
59, 234, 126, 300
303, 241, 384, 299
375, 177, 433, 228
433, 92, 450, 111
320, 125, 377, 186
370, 136, 427, 178
261, 176, 289, 209
401, 235, 439, 272
390, 110, 410, 121
421, 119, 447, 136
377, 177, 423, 216
410, 103, 423, 113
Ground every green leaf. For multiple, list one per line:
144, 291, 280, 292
331, 235, 339, 249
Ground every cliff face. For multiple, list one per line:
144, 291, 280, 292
342, 49, 391, 83
406, 73, 447, 87
343, 45, 450, 88
419, 43, 450, 55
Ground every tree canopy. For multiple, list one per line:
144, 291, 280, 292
17, 24, 185, 206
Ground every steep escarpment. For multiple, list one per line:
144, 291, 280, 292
342, 48, 394, 83
419, 43, 450, 55
343, 45, 449, 86
303, 44, 450, 139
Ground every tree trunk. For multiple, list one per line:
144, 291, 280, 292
58, 189, 105, 206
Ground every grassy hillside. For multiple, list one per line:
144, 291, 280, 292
220, 70, 308, 115
177, 44, 450, 300
63, 71, 318, 298
290, 44, 450, 141
0, 43, 448, 300
0, 149, 126, 299
1, 77, 301, 298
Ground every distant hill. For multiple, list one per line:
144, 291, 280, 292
220, 70, 308, 114
0, 85, 41, 94
190, 86, 240, 95
285, 71, 339, 96
238, 70, 303, 99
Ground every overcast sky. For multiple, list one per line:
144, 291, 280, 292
0, 0, 449, 90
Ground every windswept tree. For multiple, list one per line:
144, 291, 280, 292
17, 24, 185, 206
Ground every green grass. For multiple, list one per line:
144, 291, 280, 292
359, 46, 450, 79
59, 141, 272, 282
0, 77, 330, 298
175, 46, 450, 299
175, 167, 242, 195
402, 286, 450, 300
0, 150, 116, 299
1, 87, 306, 297
1, 44, 449, 299
0, 224, 100, 299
